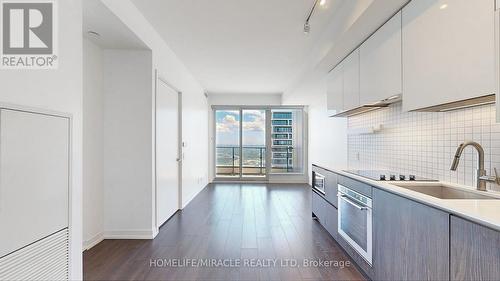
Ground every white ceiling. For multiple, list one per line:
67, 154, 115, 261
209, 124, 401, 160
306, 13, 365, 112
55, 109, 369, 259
131, 0, 345, 94
83, 0, 148, 49
130, 0, 408, 95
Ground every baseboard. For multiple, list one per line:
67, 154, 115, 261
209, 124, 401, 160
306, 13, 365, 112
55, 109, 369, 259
103, 229, 156, 240
211, 179, 308, 184
83, 232, 104, 251
267, 179, 308, 184
182, 182, 208, 208
268, 175, 308, 184
211, 180, 268, 184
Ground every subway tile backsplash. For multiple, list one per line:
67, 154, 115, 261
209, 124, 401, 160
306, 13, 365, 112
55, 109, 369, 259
347, 103, 500, 192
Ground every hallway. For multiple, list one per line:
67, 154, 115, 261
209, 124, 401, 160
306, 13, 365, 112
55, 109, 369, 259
83, 184, 365, 280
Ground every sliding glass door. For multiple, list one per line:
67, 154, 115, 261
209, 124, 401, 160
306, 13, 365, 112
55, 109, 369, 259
215, 110, 241, 178
215, 108, 267, 179
214, 106, 304, 181
241, 109, 267, 178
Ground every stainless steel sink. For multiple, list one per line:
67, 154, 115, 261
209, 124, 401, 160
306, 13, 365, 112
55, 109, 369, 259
391, 182, 500, 200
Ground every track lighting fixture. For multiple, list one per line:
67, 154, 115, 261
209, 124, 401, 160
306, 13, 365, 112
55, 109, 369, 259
303, 0, 325, 34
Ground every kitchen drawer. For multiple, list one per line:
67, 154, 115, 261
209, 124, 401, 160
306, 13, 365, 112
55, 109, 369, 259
338, 175, 372, 197
324, 202, 338, 240
312, 190, 326, 224
325, 172, 338, 208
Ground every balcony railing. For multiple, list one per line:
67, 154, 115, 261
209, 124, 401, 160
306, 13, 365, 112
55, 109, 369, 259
216, 146, 293, 176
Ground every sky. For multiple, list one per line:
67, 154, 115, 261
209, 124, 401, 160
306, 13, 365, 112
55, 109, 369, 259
216, 110, 265, 146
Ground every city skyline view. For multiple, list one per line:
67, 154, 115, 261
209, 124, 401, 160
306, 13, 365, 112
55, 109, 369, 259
216, 110, 266, 146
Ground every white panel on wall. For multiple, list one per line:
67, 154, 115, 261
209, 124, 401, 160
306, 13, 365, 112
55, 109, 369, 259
0, 228, 69, 280
348, 103, 500, 192
0, 109, 70, 257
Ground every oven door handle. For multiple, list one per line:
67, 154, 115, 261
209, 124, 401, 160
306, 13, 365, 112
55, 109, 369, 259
339, 194, 369, 211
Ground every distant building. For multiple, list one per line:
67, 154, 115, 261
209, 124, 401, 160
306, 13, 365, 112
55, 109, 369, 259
271, 111, 293, 172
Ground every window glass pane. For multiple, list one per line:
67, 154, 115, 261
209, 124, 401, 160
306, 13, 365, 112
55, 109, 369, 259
242, 110, 266, 178
215, 110, 240, 177
270, 109, 304, 174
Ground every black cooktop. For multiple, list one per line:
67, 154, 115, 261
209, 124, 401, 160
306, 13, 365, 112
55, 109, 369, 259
344, 170, 438, 182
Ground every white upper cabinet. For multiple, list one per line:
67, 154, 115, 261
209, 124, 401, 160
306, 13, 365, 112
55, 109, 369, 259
402, 0, 496, 112
326, 62, 344, 113
496, 5, 500, 122
360, 11, 402, 104
342, 49, 361, 110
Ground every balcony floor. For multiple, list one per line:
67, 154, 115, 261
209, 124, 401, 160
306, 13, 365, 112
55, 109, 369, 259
83, 183, 365, 281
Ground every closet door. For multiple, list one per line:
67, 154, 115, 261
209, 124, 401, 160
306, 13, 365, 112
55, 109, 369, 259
0, 109, 70, 258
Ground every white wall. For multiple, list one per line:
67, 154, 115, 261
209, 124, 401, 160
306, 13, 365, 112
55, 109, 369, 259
102, 50, 154, 238
83, 44, 157, 241
283, 72, 348, 184
100, 0, 209, 212
83, 38, 104, 249
0, 0, 83, 278
208, 93, 282, 106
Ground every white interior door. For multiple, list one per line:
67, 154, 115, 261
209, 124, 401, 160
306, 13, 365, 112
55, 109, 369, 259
156, 78, 180, 228
0, 109, 70, 257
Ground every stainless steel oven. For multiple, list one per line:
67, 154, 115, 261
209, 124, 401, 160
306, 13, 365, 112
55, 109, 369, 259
313, 172, 326, 194
337, 184, 373, 265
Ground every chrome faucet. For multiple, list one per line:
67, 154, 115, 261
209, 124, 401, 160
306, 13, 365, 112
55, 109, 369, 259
450, 141, 500, 191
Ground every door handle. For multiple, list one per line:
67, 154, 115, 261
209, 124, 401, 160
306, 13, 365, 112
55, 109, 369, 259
339, 194, 369, 210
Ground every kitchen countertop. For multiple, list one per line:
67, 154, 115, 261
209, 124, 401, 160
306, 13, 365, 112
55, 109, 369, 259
313, 164, 500, 232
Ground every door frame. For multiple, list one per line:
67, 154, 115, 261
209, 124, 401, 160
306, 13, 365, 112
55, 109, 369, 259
154, 70, 182, 232
212, 105, 305, 182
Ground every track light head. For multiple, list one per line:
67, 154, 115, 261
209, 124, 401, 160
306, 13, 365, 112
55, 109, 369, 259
303, 22, 310, 34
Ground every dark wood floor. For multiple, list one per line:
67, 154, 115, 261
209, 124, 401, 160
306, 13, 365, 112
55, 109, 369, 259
83, 183, 365, 281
